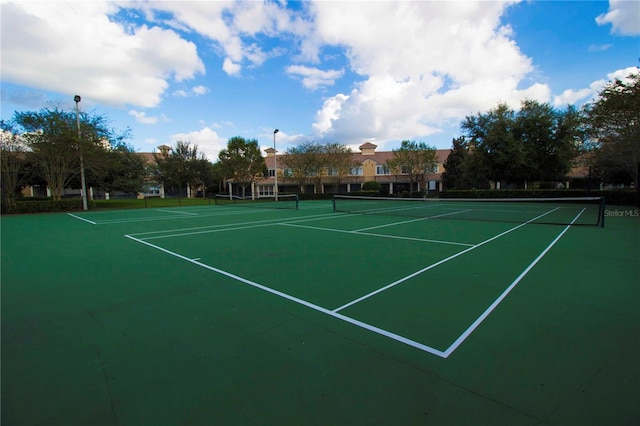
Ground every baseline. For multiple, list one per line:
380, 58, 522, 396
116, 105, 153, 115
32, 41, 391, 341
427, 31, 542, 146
131, 212, 347, 240
77, 207, 276, 226
155, 209, 199, 216
67, 213, 97, 225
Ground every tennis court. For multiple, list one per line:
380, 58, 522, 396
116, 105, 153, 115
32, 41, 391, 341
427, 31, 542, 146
2, 198, 639, 425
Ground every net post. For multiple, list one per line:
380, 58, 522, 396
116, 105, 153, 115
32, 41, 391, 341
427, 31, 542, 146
599, 196, 606, 228
332, 196, 336, 212
295, 193, 299, 210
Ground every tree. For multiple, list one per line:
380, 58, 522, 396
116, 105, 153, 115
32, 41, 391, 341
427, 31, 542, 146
210, 162, 226, 194
11, 107, 124, 200
324, 143, 359, 193
583, 72, 640, 186
0, 122, 29, 212
89, 142, 147, 195
514, 100, 581, 184
190, 158, 217, 197
460, 101, 582, 188
154, 141, 208, 199
462, 103, 526, 187
386, 140, 437, 195
442, 137, 469, 190
217, 136, 266, 197
282, 142, 323, 193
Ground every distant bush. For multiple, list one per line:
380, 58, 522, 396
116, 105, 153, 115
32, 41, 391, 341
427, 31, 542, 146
12, 198, 83, 214
439, 189, 637, 206
362, 181, 381, 191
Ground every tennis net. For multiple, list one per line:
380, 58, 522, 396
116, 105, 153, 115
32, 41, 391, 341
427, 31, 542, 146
214, 193, 299, 210
332, 195, 605, 227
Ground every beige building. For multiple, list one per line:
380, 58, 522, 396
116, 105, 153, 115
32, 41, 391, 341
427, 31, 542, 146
247, 142, 450, 196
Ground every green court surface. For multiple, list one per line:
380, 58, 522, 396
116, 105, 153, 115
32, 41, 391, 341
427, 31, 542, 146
1, 200, 638, 425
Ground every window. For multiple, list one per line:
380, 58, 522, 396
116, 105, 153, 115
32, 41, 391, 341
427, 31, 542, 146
258, 185, 274, 196
328, 168, 338, 176
350, 166, 363, 176
145, 185, 161, 195
268, 169, 275, 177
376, 165, 389, 175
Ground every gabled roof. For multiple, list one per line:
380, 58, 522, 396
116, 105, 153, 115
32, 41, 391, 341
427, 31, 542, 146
359, 142, 378, 150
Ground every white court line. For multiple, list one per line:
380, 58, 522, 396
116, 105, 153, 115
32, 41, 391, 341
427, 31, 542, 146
130, 217, 288, 237
442, 208, 586, 358
331, 207, 560, 313
156, 209, 199, 216
92, 208, 273, 225
125, 234, 447, 358
280, 222, 474, 247
133, 212, 347, 240
141, 222, 282, 240
353, 209, 472, 232
129, 212, 340, 237
67, 213, 96, 225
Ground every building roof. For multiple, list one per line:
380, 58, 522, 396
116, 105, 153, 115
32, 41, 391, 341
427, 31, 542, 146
263, 143, 452, 169
359, 142, 378, 150
136, 152, 156, 165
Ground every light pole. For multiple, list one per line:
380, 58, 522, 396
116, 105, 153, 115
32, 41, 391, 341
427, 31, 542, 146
273, 129, 279, 201
74, 95, 88, 211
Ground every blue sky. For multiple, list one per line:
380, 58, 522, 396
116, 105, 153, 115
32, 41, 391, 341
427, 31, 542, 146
1, 0, 638, 161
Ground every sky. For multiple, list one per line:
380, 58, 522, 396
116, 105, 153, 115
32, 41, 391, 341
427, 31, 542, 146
1, 0, 639, 161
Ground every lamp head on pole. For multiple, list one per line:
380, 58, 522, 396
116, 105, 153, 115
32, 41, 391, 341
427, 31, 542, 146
74, 95, 81, 103
273, 129, 279, 134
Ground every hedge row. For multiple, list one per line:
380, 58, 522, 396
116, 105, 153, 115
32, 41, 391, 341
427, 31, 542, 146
4, 189, 636, 214
4, 199, 84, 214
440, 189, 638, 206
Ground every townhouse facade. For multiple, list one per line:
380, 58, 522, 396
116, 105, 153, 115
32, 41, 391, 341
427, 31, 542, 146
243, 142, 450, 197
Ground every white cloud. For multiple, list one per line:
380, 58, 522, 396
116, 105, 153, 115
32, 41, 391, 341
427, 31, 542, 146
0, 1, 205, 108
308, 1, 544, 142
169, 127, 228, 161
129, 110, 158, 124
553, 66, 640, 107
192, 85, 210, 96
173, 86, 209, 98
223, 58, 242, 76
552, 87, 595, 107
313, 93, 349, 135
588, 44, 613, 52
596, 0, 640, 35
285, 65, 344, 90
148, 1, 290, 75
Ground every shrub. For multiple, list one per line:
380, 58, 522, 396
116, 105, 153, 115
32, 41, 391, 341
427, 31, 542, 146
439, 189, 638, 206
12, 198, 83, 214
362, 181, 381, 191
